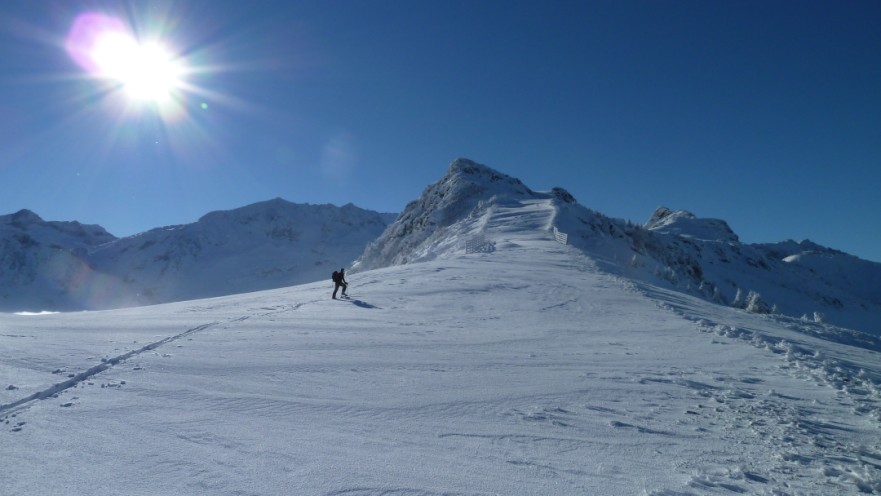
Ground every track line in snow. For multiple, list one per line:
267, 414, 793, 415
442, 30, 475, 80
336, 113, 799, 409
0, 318, 241, 417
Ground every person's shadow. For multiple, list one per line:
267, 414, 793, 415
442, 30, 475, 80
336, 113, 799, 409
347, 299, 378, 309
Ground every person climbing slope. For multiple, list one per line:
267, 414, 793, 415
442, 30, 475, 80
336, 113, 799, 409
331, 267, 348, 299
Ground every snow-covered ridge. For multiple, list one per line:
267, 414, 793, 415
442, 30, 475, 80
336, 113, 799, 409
3, 158, 879, 335
356, 159, 881, 336
0, 200, 395, 311
0, 208, 115, 246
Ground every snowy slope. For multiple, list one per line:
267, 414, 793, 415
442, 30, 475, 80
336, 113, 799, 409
0, 200, 395, 312
0, 210, 116, 311
357, 159, 881, 336
2, 202, 880, 494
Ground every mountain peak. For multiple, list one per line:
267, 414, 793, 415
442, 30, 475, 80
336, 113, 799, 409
448, 157, 481, 172
354, 159, 542, 270
2, 209, 44, 226
645, 206, 695, 229
645, 206, 738, 243
551, 187, 577, 204
447, 157, 498, 177
443, 158, 534, 196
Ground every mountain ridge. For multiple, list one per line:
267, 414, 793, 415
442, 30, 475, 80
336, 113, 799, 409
0, 199, 395, 311
2, 158, 878, 337
355, 158, 881, 335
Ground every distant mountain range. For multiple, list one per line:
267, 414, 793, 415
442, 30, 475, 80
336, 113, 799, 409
3, 158, 879, 336
0, 200, 396, 311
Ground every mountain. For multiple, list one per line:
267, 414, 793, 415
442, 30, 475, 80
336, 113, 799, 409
356, 158, 881, 336
3, 177, 880, 494
631, 207, 881, 335
0, 209, 116, 311
354, 158, 578, 269
3, 159, 880, 493
0, 200, 396, 311
4, 158, 879, 336
644, 206, 739, 243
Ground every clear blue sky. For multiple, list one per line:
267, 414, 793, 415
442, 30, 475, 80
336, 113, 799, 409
1, 0, 879, 262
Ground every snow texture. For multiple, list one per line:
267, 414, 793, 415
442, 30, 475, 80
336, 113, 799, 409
2, 158, 880, 494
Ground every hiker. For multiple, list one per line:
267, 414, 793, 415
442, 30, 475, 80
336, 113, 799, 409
331, 267, 348, 299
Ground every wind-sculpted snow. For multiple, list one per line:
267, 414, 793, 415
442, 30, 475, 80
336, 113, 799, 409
2, 216, 879, 494
355, 158, 568, 270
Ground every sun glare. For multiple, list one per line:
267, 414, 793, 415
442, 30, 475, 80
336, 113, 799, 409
67, 12, 186, 105
92, 35, 183, 102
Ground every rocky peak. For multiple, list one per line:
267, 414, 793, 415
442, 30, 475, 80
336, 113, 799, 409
442, 158, 534, 198
551, 187, 577, 204
2, 209, 44, 228
645, 206, 695, 230
645, 206, 738, 243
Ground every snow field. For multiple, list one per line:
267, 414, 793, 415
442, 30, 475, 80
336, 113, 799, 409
2, 226, 880, 494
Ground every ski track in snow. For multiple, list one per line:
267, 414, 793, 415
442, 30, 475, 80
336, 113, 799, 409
0, 321, 222, 418
0, 301, 320, 419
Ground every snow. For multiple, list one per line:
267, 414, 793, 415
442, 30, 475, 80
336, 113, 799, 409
645, 207, 739, 243
3, 197, 881, 495
4, 158, 879, 339
0, 200, 394, 312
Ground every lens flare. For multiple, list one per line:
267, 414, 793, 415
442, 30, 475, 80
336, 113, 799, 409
66, 12, 185, 104
65, 13, 127, 74
56, 7, 248, 171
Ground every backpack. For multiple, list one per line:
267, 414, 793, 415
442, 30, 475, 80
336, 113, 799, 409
331, 271, 341, 283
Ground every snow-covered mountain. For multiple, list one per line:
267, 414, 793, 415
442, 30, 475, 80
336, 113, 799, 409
3, 185, 880, 494
354, 158, 576, 269
0, 210, 117, 311
0, 200, 396, 311
357, 158, 881, 336
4, 158, 879, 336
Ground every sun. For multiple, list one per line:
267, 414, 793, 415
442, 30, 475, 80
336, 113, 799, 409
66, 13, 186, 105
91, 34, 183, 102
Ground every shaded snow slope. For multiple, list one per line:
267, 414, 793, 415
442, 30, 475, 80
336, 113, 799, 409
0, 210, 116, 311
357, 159, 881, 336
0, 200, 394, 312
2, 223, 880, 494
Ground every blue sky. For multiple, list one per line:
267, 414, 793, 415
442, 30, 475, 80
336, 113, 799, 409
1, 0, 879, 262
